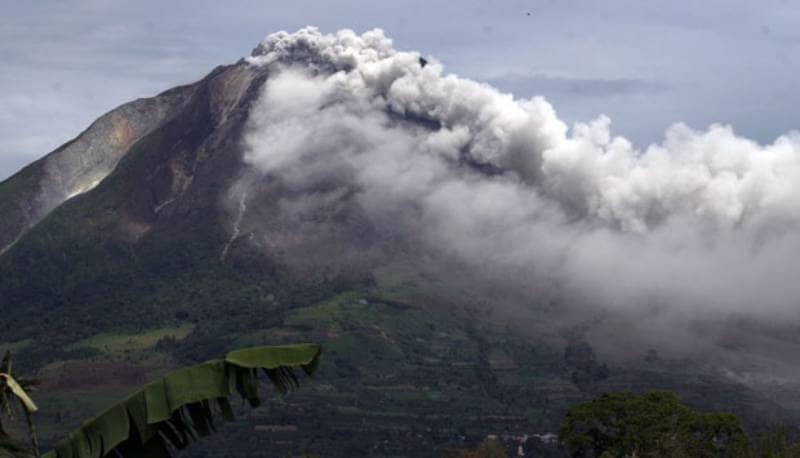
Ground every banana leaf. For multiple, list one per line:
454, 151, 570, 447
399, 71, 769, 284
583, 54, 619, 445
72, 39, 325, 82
0, 374, 37, 414
41, 343, 320, 458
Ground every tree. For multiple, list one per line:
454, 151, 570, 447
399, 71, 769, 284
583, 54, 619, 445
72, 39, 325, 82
559, 390, 751, 457
0, 344, 320, 458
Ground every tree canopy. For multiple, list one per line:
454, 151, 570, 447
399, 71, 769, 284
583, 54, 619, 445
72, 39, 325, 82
559, 390, 750, 457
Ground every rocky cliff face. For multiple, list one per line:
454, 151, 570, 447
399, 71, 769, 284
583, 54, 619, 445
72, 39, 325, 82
0, 81, 194, 255
0, 57, 281, 257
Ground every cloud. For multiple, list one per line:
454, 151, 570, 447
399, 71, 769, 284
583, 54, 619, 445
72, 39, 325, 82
237, 27, 800, 332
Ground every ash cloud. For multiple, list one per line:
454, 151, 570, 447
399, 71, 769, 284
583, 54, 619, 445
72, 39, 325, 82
239, 27, 800, 326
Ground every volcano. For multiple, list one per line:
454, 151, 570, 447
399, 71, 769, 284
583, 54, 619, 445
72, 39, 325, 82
2, 28, 800, 457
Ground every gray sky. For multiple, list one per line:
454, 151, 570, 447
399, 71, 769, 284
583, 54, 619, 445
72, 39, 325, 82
1, 0, 799, 180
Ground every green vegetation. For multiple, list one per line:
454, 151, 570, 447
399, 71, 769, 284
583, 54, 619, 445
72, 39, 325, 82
65, 325, 194, 353
1, 344, 320, 458
750, 426, 800, 457
559, 390, 800, 457
560, 390, 751, 457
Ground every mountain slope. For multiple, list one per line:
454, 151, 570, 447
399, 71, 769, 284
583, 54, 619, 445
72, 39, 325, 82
0, 82, 196, 256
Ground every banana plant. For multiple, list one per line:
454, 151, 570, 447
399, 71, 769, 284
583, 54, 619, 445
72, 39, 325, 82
0, 343, 320, 458
0, 351, 41, 458
0, 351, 39, 458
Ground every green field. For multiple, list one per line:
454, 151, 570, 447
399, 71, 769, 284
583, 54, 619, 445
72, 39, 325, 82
65, 324, 194, 353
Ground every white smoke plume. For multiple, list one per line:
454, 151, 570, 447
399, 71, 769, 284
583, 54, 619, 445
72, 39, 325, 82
241, 27, 800, 323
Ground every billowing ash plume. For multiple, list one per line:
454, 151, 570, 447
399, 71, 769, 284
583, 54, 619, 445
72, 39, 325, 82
239, 27, 800, 321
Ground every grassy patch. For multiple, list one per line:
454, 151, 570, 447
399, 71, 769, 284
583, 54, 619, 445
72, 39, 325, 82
66, 324, 194, 353
283, 292, 364, 330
